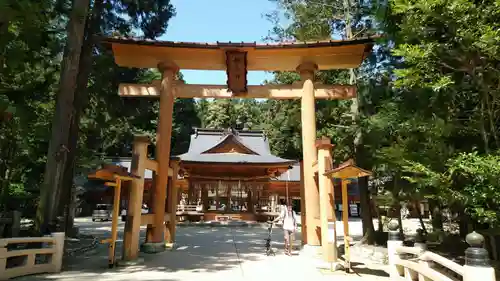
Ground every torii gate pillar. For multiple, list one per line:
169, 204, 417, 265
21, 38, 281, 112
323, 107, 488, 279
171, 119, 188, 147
146, 61, 178, 252
122, 136, 149, 261
316, 137, 338, 264
298, 62, 321, 247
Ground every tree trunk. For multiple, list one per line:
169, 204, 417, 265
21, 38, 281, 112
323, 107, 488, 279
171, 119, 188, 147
458, 210, 470, 238
0, 165, 10, 213
358, 176, 375, 244
0, 123, 14, 212
59, 0, 105, 234
396, 203, 404, 238
414, 200, 427, 234
429, 199, 443, 232
377, 210, 383, 232
480, 97, 490, 153
36, 0, 90, 234
371, 199, 383, 232
342, 0, 376, 244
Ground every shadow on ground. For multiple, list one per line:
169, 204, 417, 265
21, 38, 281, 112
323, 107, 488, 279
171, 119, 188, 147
349, 261, 389, 278
15, 218, 384, 281
16, 226, 287, 281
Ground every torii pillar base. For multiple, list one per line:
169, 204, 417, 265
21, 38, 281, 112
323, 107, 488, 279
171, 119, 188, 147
116, 257, 145, 267
141, 242, 166, 254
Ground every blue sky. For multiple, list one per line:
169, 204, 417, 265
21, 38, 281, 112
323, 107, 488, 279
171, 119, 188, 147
159, 0, 280, 85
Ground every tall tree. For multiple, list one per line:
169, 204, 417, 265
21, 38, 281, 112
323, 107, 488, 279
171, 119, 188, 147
203, 99, 236, 129
40, 0, 176, 232
0, 0, 63, 217
37, 0, 90, 233
381, 0, 500, 234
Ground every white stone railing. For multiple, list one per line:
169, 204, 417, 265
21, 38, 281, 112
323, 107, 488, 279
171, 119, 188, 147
387, 222, 495, 281
0, 232, 65, 280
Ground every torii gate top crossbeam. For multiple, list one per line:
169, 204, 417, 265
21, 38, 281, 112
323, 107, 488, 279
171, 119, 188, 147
102, 37, 375, 71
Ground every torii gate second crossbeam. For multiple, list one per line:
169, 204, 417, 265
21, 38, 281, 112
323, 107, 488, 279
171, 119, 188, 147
102, 36, 375, 262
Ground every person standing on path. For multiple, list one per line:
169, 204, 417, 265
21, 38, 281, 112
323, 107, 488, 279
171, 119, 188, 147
275, 204, 298, 255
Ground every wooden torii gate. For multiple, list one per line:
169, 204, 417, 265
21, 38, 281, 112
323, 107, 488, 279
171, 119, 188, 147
102, 37, 375, 261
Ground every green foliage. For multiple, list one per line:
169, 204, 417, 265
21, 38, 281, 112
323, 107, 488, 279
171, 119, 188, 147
199, 99, 262, 131
0, 0, 178, 218
266, 0, 379, 41
404, 152, 500, 226
263, 0, 500, 233
369, 0, 500, 229
0, 0, 61, 213
172, 98, 201, 155
202, 99, 236, 129
260, 62, 355, 162
390, 0, 500, 153
261, 99, 303, 159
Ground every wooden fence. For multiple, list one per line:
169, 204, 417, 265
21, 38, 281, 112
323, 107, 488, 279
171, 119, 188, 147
387, 222, 495, 281
0, 232, 65, 280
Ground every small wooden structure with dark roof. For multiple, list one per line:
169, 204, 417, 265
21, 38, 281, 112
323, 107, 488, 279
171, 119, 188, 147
324, 159, 372, 273
88, 164, 141, 182
88, 165, 140, 268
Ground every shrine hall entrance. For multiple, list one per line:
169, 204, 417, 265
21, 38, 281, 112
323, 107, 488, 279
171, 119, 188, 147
172, 128, 362, 222
175, 128, 300, 222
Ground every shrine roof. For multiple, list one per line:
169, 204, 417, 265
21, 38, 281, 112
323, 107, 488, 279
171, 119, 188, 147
275, 163, 301, 182
87, 164, 140, 182
177, 128, 297, 166
101, 36, 377, 71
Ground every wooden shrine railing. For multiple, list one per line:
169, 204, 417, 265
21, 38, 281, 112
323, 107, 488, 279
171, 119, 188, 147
0, 232, 65, 280
387, 222, 496, 281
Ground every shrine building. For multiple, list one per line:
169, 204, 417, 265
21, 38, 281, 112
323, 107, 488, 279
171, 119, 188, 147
85, 128, 361, 221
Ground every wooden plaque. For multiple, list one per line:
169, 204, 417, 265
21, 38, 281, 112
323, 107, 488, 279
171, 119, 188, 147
225, 51, 248, 95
